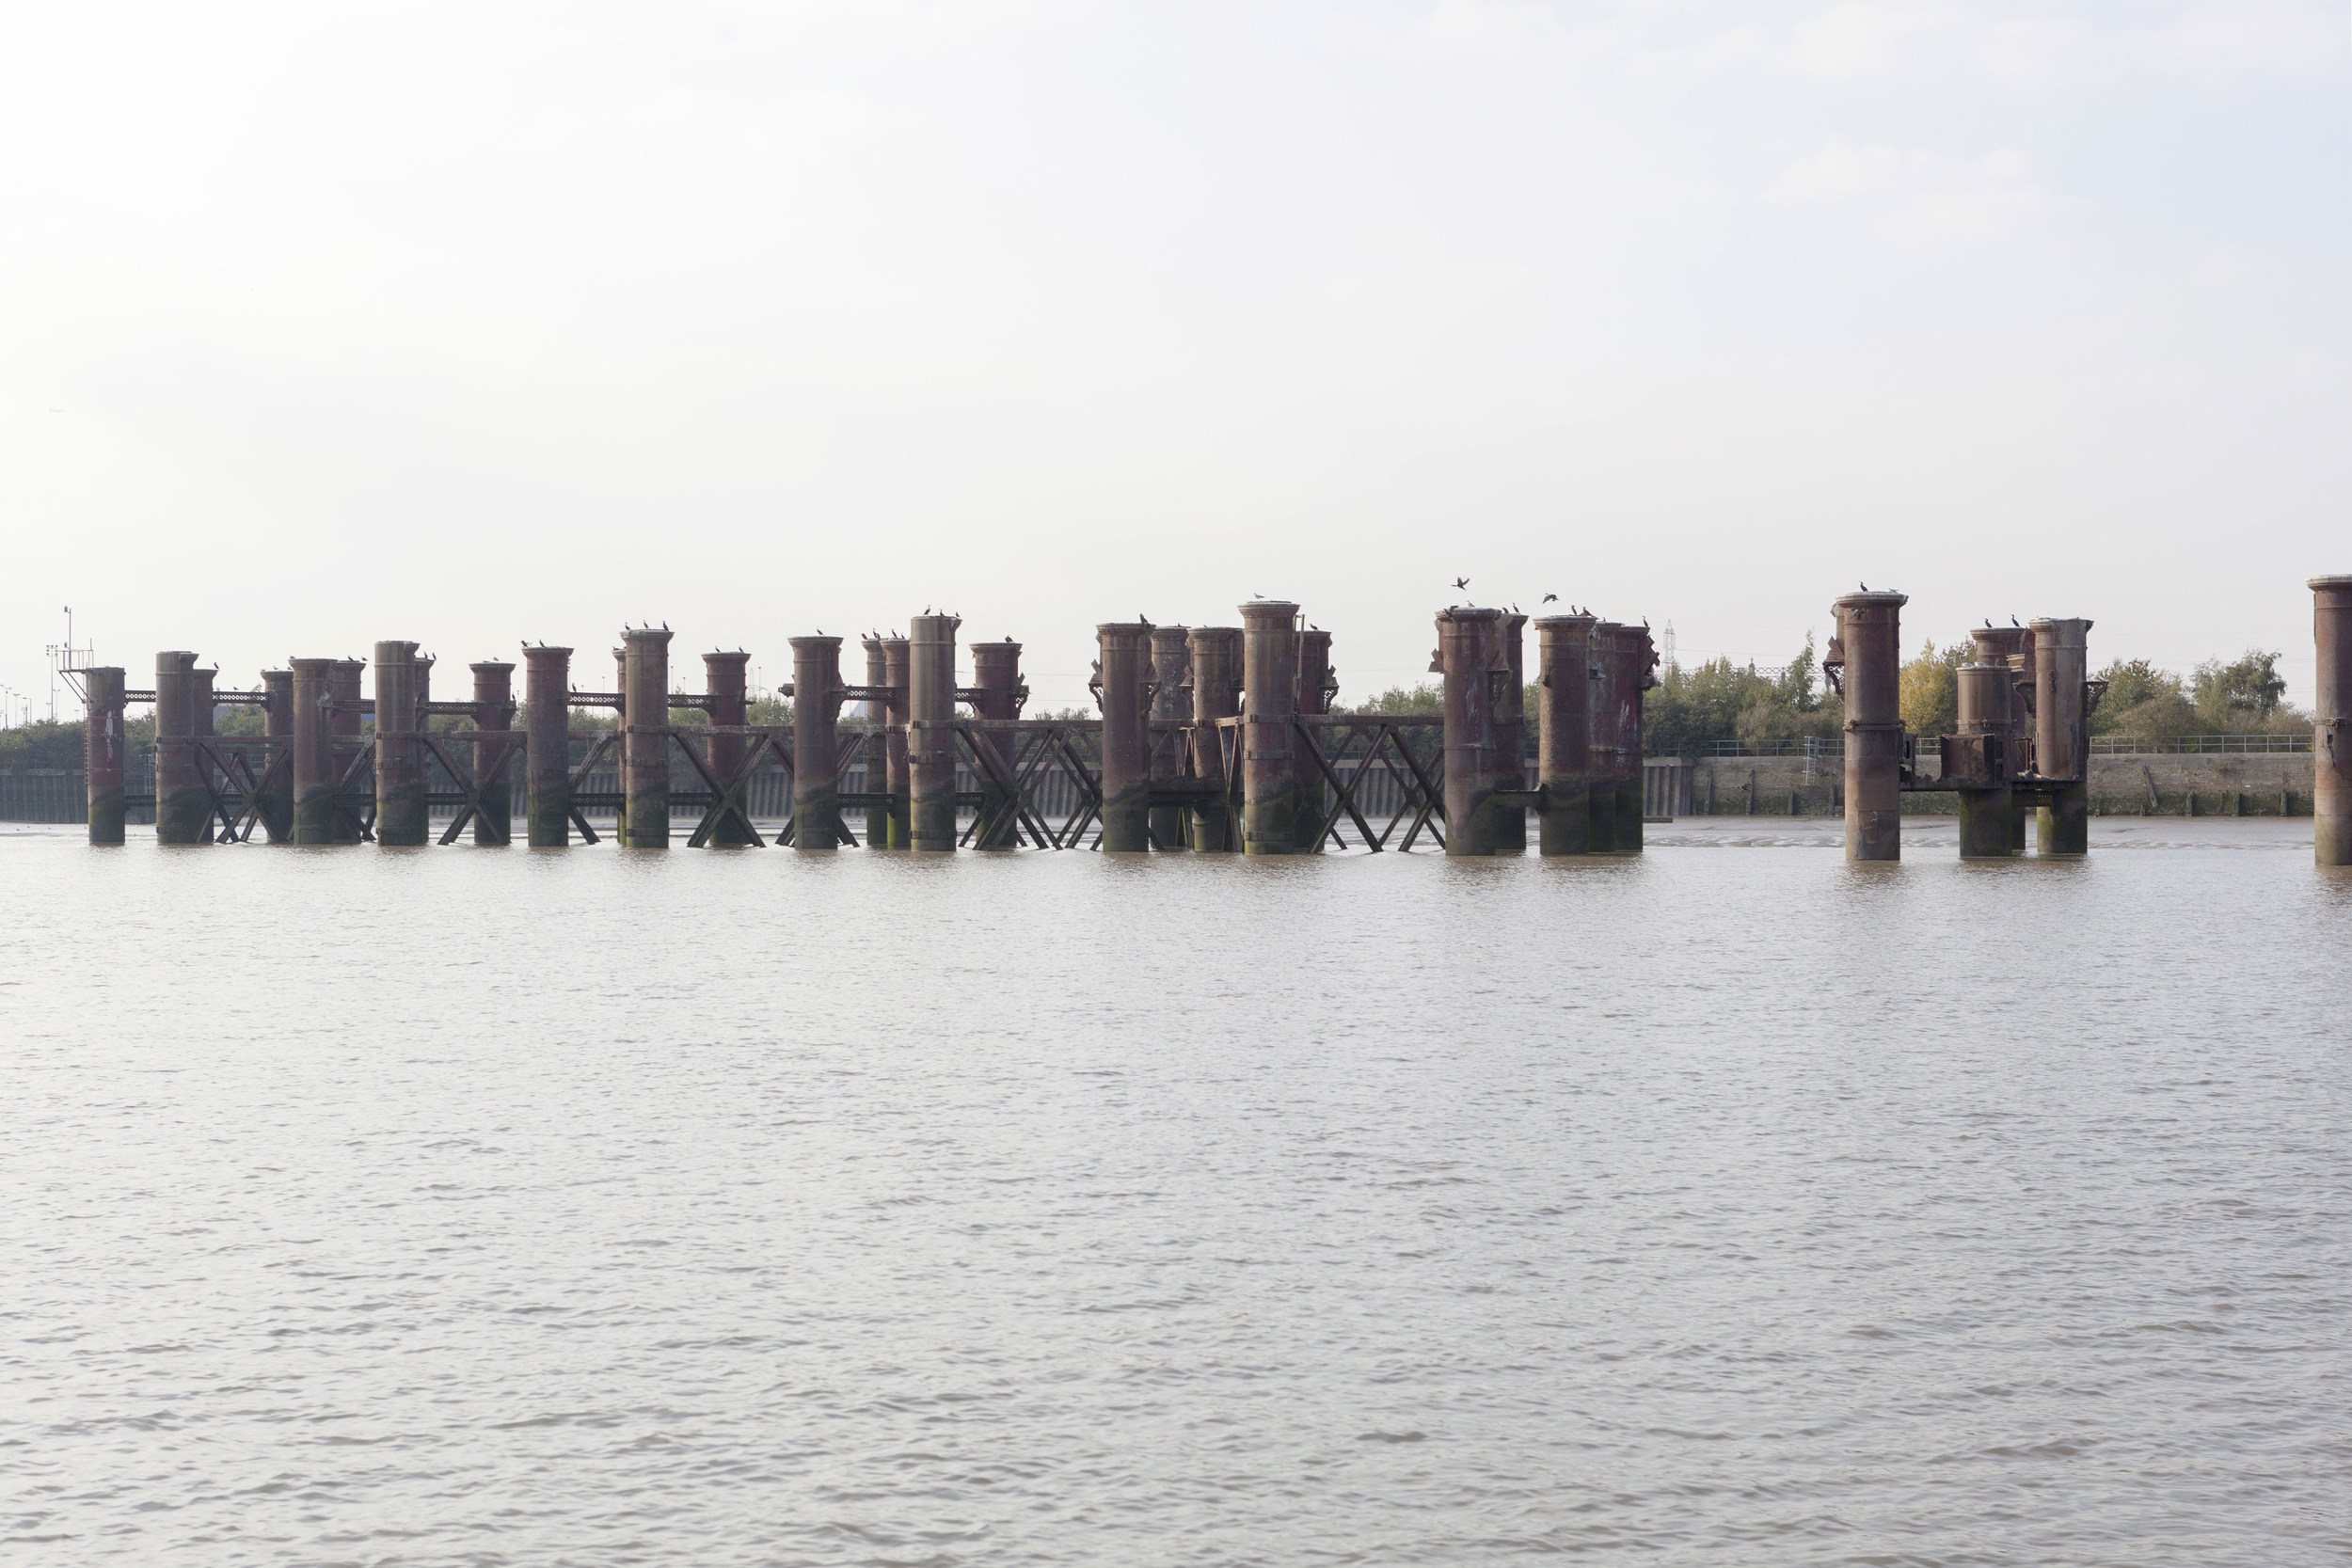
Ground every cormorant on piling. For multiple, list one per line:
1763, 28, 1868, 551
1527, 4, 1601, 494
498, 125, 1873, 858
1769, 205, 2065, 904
2011, 616, 2021, 626
1860, 582, 1868, 591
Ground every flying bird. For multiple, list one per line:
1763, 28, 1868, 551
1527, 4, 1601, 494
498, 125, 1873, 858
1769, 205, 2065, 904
1542, 594, 1557, 604
1453, 577, 1470, 591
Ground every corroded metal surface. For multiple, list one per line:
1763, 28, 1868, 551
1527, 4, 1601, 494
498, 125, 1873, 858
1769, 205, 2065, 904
259, 669, 294, 844
1149, 626, 1192, 851
1437, 607, 1503, 856
292, 657, 338, 845
2031, 617, 2092, 857
1239, 602, 1304, 855
1585, 624, 1625, 856
153, 651, 208, 846
1971, 626, 2032, 853
881, 636, 912, 849
908, 614, 961, 852
1294, 626, 1335, 851
622, 626, 673, 847
1494, 612, 1528, 856
1954, 658, 2016, 860
2316, 576, 2352, 866
83, 666, 127, 846
1606, 624, 1656, 854
862, 638, 893, 849
374, 640, 427, 846
1534, 614, 1596, 856
523, 645, 573, 847
970, 639, 1025, 849
329, 659, 365, 845
1832, 592, 1907, 862
702, 652, 752, 847
1095, 624, 1153, 851
1186, 626, 1242, 852
471, 661, 516, 847
791, 636, 845, 849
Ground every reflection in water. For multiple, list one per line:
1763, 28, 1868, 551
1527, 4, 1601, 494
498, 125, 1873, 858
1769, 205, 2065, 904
1, 820, 2343, 1566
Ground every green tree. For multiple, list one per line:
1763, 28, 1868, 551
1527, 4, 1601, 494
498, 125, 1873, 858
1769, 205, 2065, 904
0, 719, 85, 768
2191, 649, 2286, 731
1898, 639, 1968, 738
2091, 657, 2193, 737
1338, 683, 1442, 716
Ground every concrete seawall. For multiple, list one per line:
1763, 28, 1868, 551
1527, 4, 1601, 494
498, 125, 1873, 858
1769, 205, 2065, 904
1686, 752, 2313, 817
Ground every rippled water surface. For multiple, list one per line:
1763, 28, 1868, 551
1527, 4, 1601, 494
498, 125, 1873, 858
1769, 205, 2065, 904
4, 821, 2347, 1566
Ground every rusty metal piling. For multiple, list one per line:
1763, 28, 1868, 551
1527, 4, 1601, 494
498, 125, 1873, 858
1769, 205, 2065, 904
880, 636, 912, 848
701, 652, 752, 847
328, 659, 365, 844
84, 666, 127, 845
1149, 626, 1192, 851
2316, 577, 2352, 865
1239, 601, 1305, 855
908, 614, 961, 852
470, 661, 516, 845
290, 657, 337, 843
523, 645, 574, 846
1437, 608, 1503, 855
1096, 623, 1153, 851
622, 626, 673, 847
259, 669, 294, 843
1294, 626, 1335, 851
861, 637, 893, 848
1607, 625, 1655, 852
1584, 624, 1625, 855
1494, 613, 1528, 855
969, 639, 1025, 848
373, 641, 427, 846
1833, 591, 1908, 862
2030, 617, 2091, 857
153, 652, 209, 845
1186, 626, 1242, 851
1954, 657, 2016, 859
791, 636, 845, 848
1534, 613, 1596, 855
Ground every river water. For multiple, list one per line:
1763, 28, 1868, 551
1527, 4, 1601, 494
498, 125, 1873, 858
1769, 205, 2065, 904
3, 820, 2345, 1566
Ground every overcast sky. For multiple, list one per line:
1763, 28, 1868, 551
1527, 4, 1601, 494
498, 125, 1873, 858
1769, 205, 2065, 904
3, 0, 2344, 719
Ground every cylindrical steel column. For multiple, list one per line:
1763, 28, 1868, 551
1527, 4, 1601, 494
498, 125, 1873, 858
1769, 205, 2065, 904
1096, 623, 1152, 852
1955, 659, 2016, 860
1585, 623, 1625, 855
1534, 614, 1596, 855
373, 640, 426, 846
968, 639, 1025, 849
291, 657, 337, 844
908, 614, 961, 852
471, 661, 516, 846
1971, 626, 2032, 853
1239, 600, 1304, 855
84, 666, 126, 846
1148, 626, 1192, 851
622, 626, 673, 847
523, 645, 573, 847
1493, 612, 1528, 855
701, 651, 751, 847
153, 651, 208, 845
2315, 577, 2352, 865
791, 636, 844, 849
1437, 608, 1503, 856
1186, 626, 1242, 851
1608, 625, 1656, 853
881, 636, 912, 848
258, 669, 294, 843
860, 638, 892, 848
1292, 626, 1334, 851
1834, 591, 1908, 862
329, 658, 365, 844
2031, 617, 2091, 857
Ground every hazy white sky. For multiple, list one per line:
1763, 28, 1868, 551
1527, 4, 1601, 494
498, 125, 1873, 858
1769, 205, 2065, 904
4, 0, 2344, 717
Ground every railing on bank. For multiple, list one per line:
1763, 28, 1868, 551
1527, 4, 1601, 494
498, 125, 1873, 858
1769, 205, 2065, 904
1695, 734, 2312, 760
